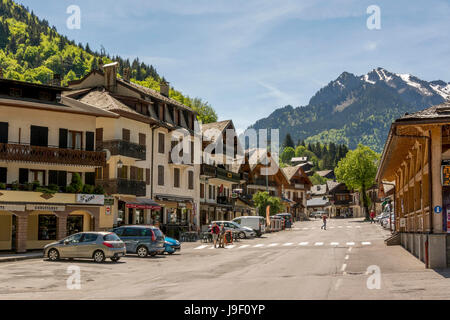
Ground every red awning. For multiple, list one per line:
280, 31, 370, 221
120, 197, 161, 210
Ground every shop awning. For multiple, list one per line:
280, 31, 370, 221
119, 197, 161, 210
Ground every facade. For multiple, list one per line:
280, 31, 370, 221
67, 63, 200, 238
0, 78, 114, 252
376, 101, 450, 268
281, 165, 312, 220
326, 181, 361, 218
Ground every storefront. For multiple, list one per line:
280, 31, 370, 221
116, 196, 161, 226
155, 194, 195, 239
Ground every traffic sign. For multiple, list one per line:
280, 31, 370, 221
434, 206, 442, 214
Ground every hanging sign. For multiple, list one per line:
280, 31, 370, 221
441, 160, 450, 186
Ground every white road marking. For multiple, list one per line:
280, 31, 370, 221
362, 242, 371, 246
341, 264, 347, 272
347, 226, 352, 228
344, 255, 349, 260
315, 242, 324, 246
346, 242, 355, 246
254, 244, 264, 247
194, 245, 208, 250
283, 243, 294, 246
338, 226, 343, 228
330, 242, 339, 246
299, 242, 309, 246
268, 243, 279, 247
226, 245, 235, 249
334, 278, 343, 291
239, 245, 250, 249
209, 246, 216, 249
356, 226, 361, 228
348, 247, 353, 252
302, 228, 309, 230
329, 227, 335, 229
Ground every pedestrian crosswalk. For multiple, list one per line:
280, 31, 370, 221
292, 225, 362, 231
193, 241, 373, 250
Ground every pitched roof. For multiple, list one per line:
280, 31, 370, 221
396, 101, 450, 122
326, 180, 341, 192
316, 170, 333, 177
202, 120, 233, 141
310, 184, 327, 195
307, 197, 329, 207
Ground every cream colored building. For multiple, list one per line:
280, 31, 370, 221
0, 78, 114, 252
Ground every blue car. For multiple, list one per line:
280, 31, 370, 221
163, 236, 181, 255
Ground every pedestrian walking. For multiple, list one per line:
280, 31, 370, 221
321, 214, 328, 230
370, 210, 375, 224
219, 224, 226, 248
211, 222, 220, 248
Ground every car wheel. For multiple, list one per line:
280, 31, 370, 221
238, 232, 246, 239
110, 257, 120, 262
168, 251, 174, 255
93, 250, 105, 263
137, 246, 148, 258
48, 249, 60, 261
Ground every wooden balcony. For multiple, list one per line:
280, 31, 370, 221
0, 143, 106, 167
97, 140, 146, 160
95, 178, 146, 197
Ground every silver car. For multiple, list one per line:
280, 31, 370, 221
44, 232, 126, 263
210, 221, 256, 239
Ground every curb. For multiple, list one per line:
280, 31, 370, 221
0, 254, 43, 263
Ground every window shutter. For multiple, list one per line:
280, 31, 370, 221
58, 129, 68, 149
158, 133, 165, 154
96, 128, 103, 142
0, 167, 6, 183
130, 166, 136, 180
139, 133, 146, 146
158, 166, 164, 186
188, 171, 194, 190
103, 165, 109, 180
0, 122, 8, 143
57, 171, 67, 187
48, 170, 58, 185
19, 168, 29, 184
85, 132, 95, 151
146, 168, 150, 185
200, 183, 204, 198
122, 129, 130, 142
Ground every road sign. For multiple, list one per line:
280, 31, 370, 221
434, 206, 442, 214
105, 206, 111, 215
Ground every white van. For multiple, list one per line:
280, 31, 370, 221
233, 216, 266, 237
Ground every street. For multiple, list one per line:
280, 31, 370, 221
1, 218, 450, 300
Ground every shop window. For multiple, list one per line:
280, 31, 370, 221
67, 216, 83, 236
38, 215, 57, 240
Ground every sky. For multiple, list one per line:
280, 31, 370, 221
16, 0, 450, 133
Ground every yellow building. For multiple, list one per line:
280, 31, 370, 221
377, 101, 450, 268
0, 78, 115, 252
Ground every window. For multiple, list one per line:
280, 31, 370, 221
67, 216, 83, 235
19, 168, 29, 184
30, 125, 48, 147
85, 132, 95, 151
188, 171, 194, 190
117, 166, 128, 179
158, 165, 164, 186
139, 133, 146, 146
158, 133, 165, 154
137, 168, 144, 181
64, 233, 83, 244
209, 185, 212, 199
38, 215, 57, 240
104, 233, 121, 241
123, 228, 140, 237
174, 168, 180, 188
85, 172, 95, 186
95, 168, 103, 180
122, 129, 130, 142
29, 170, 45, 185
81, 233, 98, 242
113, 228, 124, 236
200, 183, 205, 198
0, 122, 8, 143
68, 131, 82, 150
0, 167, 6, 183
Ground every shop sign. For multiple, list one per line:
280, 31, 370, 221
400, 218, 406, 228
26, 204, 65, 211
0, 204, 25, 211
76, 194, 105, 205
104, 196, 115, 206
178, 203, 187, 208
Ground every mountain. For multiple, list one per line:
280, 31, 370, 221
248, 67, 450, 152
0, 0, 217, 123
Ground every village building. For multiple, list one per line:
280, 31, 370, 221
376, 101, 450, 268
326, 181, 361, 218
281, 165, 312, 220
316, 169, 336, 180
0, 77, 114, 253
67, 63, 200, 238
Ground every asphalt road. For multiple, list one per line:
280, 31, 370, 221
2, 218, 450, 300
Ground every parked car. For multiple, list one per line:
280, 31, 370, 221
44, 232, 126, 263
162, 236, 181, 255
111, 225, 165, 257
232, 216, 266, 237
208, 221, 256, 239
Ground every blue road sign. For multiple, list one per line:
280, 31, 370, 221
434, 206, 442, 214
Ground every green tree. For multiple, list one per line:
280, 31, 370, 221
252, 191, 283, 216
310, 173, 327, 185
283, 133, 295, 148
335, 144, 379, 220
280, 146, 295, 164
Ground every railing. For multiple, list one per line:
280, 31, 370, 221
216, 167, 241, 183
200, 163, 216, 177
97, 140, 146, 160
95, 178, 146, 196
0, 143, 106, 167
334, 200, 354, 205
217, 195, 232, 206
250, 178, 278, 187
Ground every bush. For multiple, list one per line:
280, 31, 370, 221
47, 184, 59, 192
0, 183, 5, 190
82, 184, 95, 194
66, 173, 83, 193
93, 185, 105, 195
11, 181, 19, 190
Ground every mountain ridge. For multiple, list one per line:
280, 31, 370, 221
248, 67, 449, 152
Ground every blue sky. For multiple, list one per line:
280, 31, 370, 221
16, 0, 450, 132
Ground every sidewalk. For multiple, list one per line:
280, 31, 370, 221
0, 251, 43, 263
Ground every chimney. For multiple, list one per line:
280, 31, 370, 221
52, 74, 61, 87
123, 68, 130, 82
102, 61, 119, 93
160, 80, 170, 97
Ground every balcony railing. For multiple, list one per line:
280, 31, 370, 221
217, 195, 232, 206
95, 178, 146, 197
200, 163, 216, 177
250, 178, 278, 187
0, 143, 106, 167
97, 140, 146, 160
216, 167, 241, 183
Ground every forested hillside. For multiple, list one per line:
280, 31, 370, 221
0, 0, 217, 123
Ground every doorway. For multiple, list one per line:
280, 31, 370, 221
67, 215, 84, 236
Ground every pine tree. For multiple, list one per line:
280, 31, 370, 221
283, 133, 295, 148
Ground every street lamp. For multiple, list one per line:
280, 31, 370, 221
117, 159, 123, 169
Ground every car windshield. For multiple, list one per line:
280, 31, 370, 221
152, 228, 163, 237
104, 233, 121, 241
